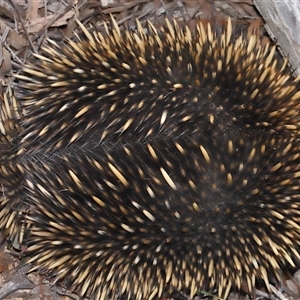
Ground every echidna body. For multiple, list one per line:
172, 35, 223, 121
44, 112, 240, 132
0, 85, 24, 244
2, 18, 300, 299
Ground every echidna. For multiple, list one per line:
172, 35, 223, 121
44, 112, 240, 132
2, 17, 300, 299
0, 84, 23, 246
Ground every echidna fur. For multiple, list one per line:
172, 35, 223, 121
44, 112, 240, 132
1, 17, 300, 299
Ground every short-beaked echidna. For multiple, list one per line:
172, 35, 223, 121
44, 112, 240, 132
0, 85, 23, 245
2, 18, 300, 299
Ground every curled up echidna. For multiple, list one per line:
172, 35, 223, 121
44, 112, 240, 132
1, 17, 300, 299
